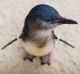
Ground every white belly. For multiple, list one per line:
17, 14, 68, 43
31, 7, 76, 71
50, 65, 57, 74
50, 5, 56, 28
22, 39, 54, 56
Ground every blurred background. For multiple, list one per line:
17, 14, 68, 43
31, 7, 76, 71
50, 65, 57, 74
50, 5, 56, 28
0, 0, 80, 74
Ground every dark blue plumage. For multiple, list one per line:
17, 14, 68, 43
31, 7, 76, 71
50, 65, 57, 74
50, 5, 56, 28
27, 4, 61, 20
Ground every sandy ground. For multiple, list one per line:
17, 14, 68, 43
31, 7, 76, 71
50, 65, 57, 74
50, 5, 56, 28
0, 0, 80, 74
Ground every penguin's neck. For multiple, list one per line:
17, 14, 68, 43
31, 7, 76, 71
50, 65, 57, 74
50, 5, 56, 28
27, 29, 53, 47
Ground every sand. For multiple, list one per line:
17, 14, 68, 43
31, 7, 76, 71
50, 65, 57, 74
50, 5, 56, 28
0, 0, 80, 74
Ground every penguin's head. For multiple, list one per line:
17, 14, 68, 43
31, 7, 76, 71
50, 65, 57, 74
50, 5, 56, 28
21, 4, 77, 40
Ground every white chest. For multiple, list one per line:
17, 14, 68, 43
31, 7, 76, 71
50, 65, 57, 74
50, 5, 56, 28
22, 38, 55, 56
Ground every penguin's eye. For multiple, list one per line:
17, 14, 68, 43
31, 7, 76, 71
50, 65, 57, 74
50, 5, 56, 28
44, 18, 51, 22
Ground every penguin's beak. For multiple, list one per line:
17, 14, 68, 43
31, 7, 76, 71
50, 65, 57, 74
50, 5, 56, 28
57, 17, 78, 24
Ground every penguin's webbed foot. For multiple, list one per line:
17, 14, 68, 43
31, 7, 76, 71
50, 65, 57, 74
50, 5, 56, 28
40, 53, 51, 65
23, 53, 36, 62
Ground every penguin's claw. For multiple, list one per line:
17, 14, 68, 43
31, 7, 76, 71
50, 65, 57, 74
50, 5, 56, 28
40, 60, 50, 65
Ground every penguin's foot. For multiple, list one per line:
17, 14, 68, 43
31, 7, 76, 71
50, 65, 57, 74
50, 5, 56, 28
23, 53, 36, 62
40, 53, 51, 65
